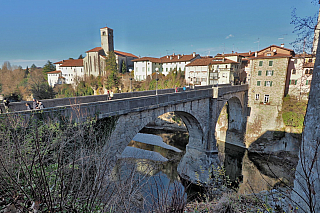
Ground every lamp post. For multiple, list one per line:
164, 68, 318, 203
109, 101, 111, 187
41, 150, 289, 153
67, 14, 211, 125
155, 68, 159, 95
129, 77, 133, 92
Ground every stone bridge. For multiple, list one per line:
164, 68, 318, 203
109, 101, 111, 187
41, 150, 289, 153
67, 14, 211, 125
2, 84, 248, 184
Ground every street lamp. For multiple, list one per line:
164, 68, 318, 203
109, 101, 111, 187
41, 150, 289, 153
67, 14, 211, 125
155, 68, 159, 95
129, 78, 133, 92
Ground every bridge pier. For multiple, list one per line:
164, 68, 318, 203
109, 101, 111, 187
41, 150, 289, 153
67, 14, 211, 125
177, 145, 219, 186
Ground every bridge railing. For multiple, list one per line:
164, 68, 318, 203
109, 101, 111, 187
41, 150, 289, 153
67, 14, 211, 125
1, 85, 215, 113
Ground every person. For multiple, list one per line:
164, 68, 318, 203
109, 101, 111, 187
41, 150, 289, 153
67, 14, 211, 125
3, 98, 9, 113
109, 90, 114, 100
32, 98, 37, 110
175, 87, 178, 93
25, 103, 31, 110
106, 90, 110, 100
38, 101, 44, 109
183, 86, 186, 92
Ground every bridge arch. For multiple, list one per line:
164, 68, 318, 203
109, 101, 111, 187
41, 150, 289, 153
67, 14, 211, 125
103, 106, 207, 162
215, 92, 248, 148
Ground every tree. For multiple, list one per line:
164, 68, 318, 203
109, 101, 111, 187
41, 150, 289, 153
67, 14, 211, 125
31, 64, 37, 71
105, 51, 120, 90
29, 69, 55, 99
78, 54, 84, 59
290, 1, 319, 53
42, 60, 56, 73
121, 60, 127, 74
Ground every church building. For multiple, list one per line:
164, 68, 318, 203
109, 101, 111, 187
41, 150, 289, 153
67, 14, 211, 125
83, 26, 138, 77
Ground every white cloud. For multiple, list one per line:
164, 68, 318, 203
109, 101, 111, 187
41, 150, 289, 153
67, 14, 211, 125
225, 34, 234, 39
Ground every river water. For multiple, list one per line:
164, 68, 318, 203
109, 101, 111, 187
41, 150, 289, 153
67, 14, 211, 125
111, 127, 296, 203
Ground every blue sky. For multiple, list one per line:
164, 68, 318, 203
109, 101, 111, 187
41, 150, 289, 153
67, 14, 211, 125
0, 0, 318, 68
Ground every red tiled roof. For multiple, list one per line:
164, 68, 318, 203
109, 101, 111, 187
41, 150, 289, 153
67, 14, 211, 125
86, 47, 103, 53
132, 57, 162, 63
216, 52, 255, 57
54, 60, 64, 64
100, 26, 113, 30
47, 70, 61, 74
160, 53, 199, 63
59, 59, 83, 67
186, 58, 239, 67
303, 62, 315, 68
248, 53, 292, 60
114, 50, 138, 58
258, 45, 293, 53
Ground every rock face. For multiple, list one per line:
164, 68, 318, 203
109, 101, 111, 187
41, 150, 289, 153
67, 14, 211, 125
146, 112, 187, 131
291, 17, 320, 212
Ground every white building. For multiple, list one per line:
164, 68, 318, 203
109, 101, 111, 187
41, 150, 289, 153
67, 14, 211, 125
160, 52, 200, 76
48, 59, 84, 87
132, 57, 162, 80
185, 57, 239, 86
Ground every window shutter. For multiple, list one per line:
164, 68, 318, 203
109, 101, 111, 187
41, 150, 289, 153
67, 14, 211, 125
295, 80, 297, 85
270, 81, 273, 86
266, 71, 268, 76
306, 80, 308, 85
264, 81, 266, 86
257, 81, 260, 86
272, 70, 274, 76
289, 80, 291, 85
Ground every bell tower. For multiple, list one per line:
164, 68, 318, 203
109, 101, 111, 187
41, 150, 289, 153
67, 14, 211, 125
100, 26, 114, 55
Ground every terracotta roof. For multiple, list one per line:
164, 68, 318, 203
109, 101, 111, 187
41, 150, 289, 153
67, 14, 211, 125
248, 53, 292, 60
59, 59, 83, 67
258, 45, 294, 53
295, 53, 315, 58
86, 47, 103, 53
54, 60, 64, 64
47, 70, 61, 74
186, 58, 239, 67
216, 52, 255, 57
132, 57, 162, 63
114, 50, 138, 58
303, 62, 315, 68
100, 26, 113, 30
160, 53, 199, 63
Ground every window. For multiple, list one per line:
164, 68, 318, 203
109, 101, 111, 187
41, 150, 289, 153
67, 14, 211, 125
201, 78, 206, 82
289, 80, 297, 85
305, 69, 309, 74
267, 53, 271, 56
306, 80, 312, 85
265, 81, 272, 86
166, 68, 168, 71
292, 69, 296, 74
269, 61, 273, 66
266, 70, 273, 76
264, 95, 270, 103
294, 59, 297, 64
255, 94, 260, 100
310, 69, 313, 74
257, 81, 261, 86
259, 61, 263, 66
308, 58, 312, 63
148, 68, 149, 72
258, 70, 262, 76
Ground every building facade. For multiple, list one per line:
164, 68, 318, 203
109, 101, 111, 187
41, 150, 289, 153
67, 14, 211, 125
83, 26, 138, 77
132, 57, 162, 81
48, 59, 84, 87
246, 44, 294, 145
288, 53, 315, 100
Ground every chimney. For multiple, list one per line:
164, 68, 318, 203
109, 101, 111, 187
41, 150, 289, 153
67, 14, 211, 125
178, 55, 180, 59
255, 51, 257, 57
232, 51, 234, 54
193, 52, 196, 57
281, 43, 284, 48
170, 56, 172, 60
166, 55, 169, 58
249, 51, 251, 54
172, 53, 175, 56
